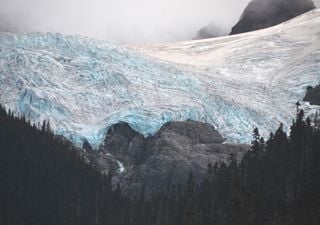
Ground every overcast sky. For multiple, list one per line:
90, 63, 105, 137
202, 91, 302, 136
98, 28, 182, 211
0, 0, 253, 44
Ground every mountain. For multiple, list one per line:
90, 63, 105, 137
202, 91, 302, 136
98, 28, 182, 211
193, 23, 225, 40
0, 9, 320, 151
230, 0, 316, 35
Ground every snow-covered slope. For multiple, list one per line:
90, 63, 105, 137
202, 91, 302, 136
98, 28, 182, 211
1, 10, 320, 148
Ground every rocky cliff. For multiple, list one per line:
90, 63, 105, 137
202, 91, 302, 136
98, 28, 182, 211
88, 121, 248, 196
304, 85, 320, 106
230, 0, 315, 35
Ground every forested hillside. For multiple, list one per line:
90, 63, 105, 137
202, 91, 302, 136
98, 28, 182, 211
0, 105, 127, 225
1, 104, 320, 225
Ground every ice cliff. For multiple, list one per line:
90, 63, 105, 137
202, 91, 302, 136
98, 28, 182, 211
1, 10, 320, 148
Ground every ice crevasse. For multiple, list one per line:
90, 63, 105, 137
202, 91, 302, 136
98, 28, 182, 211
0, 9, 320, 148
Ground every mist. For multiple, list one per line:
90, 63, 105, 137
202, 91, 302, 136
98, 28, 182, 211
0, 0, 251, 44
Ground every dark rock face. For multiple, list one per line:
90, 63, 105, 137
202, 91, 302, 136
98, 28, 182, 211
230, 0, 315, 35
193, 23, 225, 40
82, 140, 93, 151
304, 85, 320, 105
94, 120, 248, 196
84, 148, 119, 175
102, 123, 146, 166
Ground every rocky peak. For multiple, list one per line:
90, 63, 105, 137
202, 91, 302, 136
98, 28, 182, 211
230, 0, 315, 35
193, 23, 225, 40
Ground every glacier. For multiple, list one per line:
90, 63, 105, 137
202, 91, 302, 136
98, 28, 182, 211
0, 10, 320, 148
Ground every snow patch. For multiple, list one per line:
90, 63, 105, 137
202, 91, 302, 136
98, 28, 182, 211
116, 160, 125, 174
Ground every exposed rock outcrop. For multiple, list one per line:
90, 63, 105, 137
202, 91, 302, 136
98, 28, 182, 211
304, 85, 320, 105
93, 120, 248, 196
230, 0, 315, 35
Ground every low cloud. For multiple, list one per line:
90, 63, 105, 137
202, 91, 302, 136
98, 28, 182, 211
0, 0, 250, 44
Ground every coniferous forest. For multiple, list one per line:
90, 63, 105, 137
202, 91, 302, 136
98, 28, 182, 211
1, 104, 320, 225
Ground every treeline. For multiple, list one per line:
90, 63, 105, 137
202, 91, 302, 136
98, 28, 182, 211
1, 104, 320, 225
0, 105, 128, 225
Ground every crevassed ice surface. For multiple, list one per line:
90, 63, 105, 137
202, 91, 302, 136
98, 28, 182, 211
1, 10, 320, 148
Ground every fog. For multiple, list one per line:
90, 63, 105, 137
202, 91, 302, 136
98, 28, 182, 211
0, 0, 251, 44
